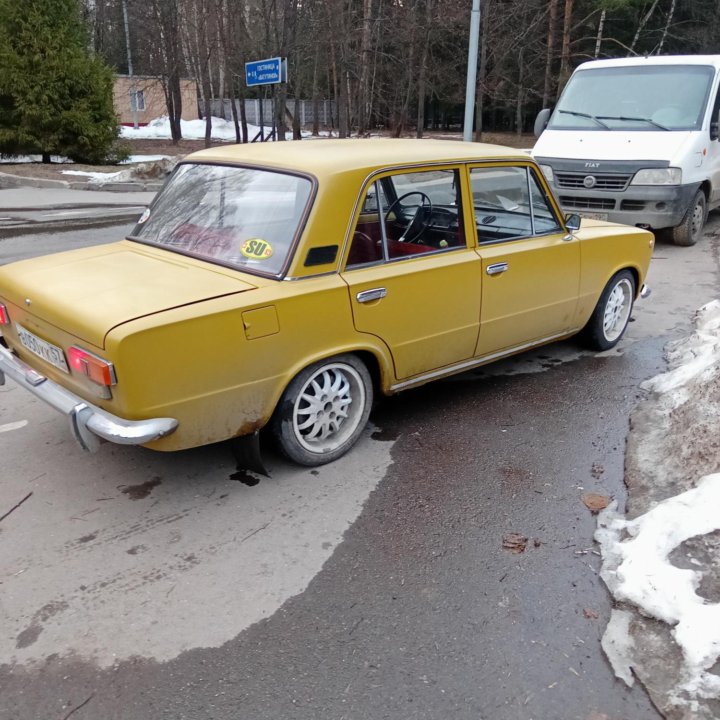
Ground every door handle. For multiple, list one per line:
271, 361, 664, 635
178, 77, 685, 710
357, 287, 387, 303
486, 262, 508, 276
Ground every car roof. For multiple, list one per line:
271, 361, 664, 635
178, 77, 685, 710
186, 138, 528, 178
575, 54, 720, 71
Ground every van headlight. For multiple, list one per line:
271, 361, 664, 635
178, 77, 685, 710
631, 168, 682, 185
538, 164, 554, 181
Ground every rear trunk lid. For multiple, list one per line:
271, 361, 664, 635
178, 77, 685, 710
0, 240, 257, 348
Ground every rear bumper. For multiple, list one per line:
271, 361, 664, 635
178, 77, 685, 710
0, 343, 178, 452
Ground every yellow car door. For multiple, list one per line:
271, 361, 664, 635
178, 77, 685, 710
470, 164, 581, 356
341, 167, 482, 381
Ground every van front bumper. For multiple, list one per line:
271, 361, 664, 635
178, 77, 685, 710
553, 182, 698, 230
0, 343, 178, 452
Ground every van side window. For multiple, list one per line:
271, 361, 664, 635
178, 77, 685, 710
711, 85, 720, 139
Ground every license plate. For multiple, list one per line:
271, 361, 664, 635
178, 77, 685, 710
578, 211, 608, 221
16, 324, 69, 373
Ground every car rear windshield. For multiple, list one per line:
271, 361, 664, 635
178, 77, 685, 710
129, 163, 313, 276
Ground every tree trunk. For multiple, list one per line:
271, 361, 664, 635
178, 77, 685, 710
594, 9, 606, 58
240, 92, 249, 144
415, 0, 431, 139
628, 0, 661, 56
542, 0, 559, 107
311, 46, 320, 136
229, 78, 241, 143
201, 49, 213, 148
657, 0, 676, 54
516, 48, 524, 136
358, 0, 373, 134
338, 67, 350, 138
559, 0, 573, 87
276, 84, 287, 141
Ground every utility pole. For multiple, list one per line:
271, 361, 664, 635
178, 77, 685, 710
463, 0, 481, 141
121, 0, 139, 130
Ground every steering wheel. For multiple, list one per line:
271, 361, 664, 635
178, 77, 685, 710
384, 191, 433, 243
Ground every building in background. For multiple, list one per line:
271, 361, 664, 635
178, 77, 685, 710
113, 76, 198, 126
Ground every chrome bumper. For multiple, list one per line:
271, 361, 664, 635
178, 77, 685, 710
640, 284, 651, 299
0, 343, 178, 452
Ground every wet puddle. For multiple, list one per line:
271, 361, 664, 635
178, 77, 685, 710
120, 477, 162, 500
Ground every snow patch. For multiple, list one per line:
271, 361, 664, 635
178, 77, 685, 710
61, 169, 124, 181
601, 608, 636, 686
120, 116, 297, 142
596, 299, 720, 708
640, 299, 720, 396
596, 475, 720, 695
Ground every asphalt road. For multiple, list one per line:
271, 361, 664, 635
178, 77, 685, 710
1, 218, 719, 720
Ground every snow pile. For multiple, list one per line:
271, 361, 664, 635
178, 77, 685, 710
641, 299, 720, 396
119, 115, 324, 142
61, 157, 177, 185
597, 476, 720, 699
121, 116, 257, 141
595, 299, 720, 710
121, 115, 237, 141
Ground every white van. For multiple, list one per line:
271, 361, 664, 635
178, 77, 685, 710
533, 55, 720, 245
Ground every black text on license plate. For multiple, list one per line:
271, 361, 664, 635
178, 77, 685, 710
16, 324, 69, 373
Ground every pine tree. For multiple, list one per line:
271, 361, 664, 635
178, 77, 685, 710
0, 0, 125, 163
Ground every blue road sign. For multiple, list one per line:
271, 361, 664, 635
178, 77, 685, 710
245, 57, 287, 87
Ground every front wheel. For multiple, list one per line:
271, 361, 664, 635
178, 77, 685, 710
580, 270, 636, 351
273, 355, 373, 466
672, 190, 706, 246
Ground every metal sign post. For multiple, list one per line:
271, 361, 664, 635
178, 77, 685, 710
463, 0, 481, 142
246, 57, 288, 142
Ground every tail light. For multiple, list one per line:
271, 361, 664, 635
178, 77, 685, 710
67, 346, 117, 387
0, 303, 9, 325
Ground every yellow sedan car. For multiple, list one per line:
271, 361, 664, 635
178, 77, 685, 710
0, 139, 653, 467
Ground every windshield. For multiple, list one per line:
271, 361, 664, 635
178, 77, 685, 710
548, 65, 715, 131
130, 163, 313, 276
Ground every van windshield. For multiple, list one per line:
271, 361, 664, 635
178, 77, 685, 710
548, 65, 715, 131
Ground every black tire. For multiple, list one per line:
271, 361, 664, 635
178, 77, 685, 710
580, 270, 636, 351
273, 354, 373, 466
672, 190, 706, 247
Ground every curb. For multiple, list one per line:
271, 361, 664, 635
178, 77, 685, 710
0, 210, 144, 238
0, 171, 163, 193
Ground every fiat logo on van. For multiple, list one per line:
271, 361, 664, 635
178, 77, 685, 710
583, 175, 597, 188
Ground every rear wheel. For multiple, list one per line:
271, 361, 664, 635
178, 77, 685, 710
580, 270, 636, 351
273, 355, 373, 466
672, 190, 706, 246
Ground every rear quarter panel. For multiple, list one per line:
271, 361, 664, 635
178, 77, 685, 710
104, 276, 394, 451
574, 220, 654, 327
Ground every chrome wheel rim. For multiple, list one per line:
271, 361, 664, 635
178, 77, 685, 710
603, 278, 633, 342
292, 363, 366, 454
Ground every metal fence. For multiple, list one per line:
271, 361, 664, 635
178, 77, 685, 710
207, 98, 337, 128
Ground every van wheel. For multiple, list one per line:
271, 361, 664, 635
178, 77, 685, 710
672, 190, 706, 246
579, 270, 636, 351
273, 355, 373, 466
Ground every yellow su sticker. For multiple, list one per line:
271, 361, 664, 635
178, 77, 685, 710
241, 238, 273, 260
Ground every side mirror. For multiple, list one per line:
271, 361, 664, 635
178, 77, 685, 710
534, 108, 552, 138
711, 108, 720, 141
565, 213, 581, 231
